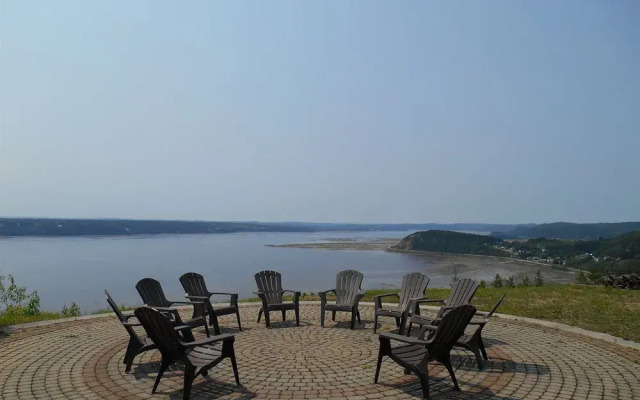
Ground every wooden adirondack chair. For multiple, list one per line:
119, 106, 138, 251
375, 304, 477, 399
319, 269, 365, 330
373, 272, 430, 334
104, 290, 156, 373
135, 278, 210, 340
179, 272, 242, 335
134, 307, 240, 400
454, 293, 506, 369
254, 270, 301, 328
407, 278, 479, 335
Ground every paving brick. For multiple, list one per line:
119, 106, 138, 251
0, 303, 639, 399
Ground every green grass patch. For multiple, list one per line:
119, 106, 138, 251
3, 285, 638, 343
247, 285, 640, 342
0, 307, 64, 326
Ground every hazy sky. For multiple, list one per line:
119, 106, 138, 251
1, 1, 639, 224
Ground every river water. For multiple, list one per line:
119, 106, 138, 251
0, 231, 572, 313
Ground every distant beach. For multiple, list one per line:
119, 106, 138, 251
267, 238, 576, 284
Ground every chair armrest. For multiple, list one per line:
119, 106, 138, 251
318, 289, 335, 304
351, 290, 366, 307
417, 324, 438, 340
282, 290, 301, 303
373, 293, 399, 300
180, 333, 235, 347
414, 298, 445, 305
184, 295, 211, 301
373, 293, 399, 309
169, 300, 205, 306
174, 324, 192, 332
149, 306, 179, 312
475, 310, 490, 317
122, 313, 138, 321
210, 292, 236, 296
379, 331, 430, 345
185, 316, 207, 324
122, 321, 141, 327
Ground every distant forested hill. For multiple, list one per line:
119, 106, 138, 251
493, 222, 640, 240
391, 230, 509, 257
0, 218, 314, 236
0, 218, 524, 237
393, 229, 640, 274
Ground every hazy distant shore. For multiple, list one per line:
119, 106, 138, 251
267, 238, 575, 283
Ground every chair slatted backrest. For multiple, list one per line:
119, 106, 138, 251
180, 272, 210, 297
105, 290, 140, 340
135, 307, 183, 360
136, 278, 171, 307
427, 304, 477, 360
446, 278, 479, 308
398, 273, 430, 310
335, 270, 364, 306
254, 270, 283, 304
179, 273, 209, 318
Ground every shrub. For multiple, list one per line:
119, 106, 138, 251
450, 267, 459, 284
61, 302, 81, 317
576, 270, 589, 284
492, 274, 503, 288
0, 274, 40, 314
505, 275, 516, 288
588, 270, 602, 284
479, 279, 486, 288
535, 269, 544, 286
520, 275, 531, 287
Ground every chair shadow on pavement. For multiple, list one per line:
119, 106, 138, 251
133, 362, 255, 399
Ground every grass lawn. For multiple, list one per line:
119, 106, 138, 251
261, 284, 640, 342
3, 284, 639, 343
0, 309, 64, 327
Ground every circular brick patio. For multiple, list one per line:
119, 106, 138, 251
1, 303, 638, 399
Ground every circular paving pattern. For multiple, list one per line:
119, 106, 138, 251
1, 303, 639, 399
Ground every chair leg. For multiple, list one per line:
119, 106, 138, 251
374, 350, 384, 383
123, 339, 140, 373
406, 321, 413, 336
394, 317, 400, 327
282, 310, 286, 321
398, 314, 407, 335
183, 364, 196, 400
471, 345, 484, 370
320, 306, 326, 327
209, 312, 221, 335
356, 310, 361, 323
264, 309, 271, 328
479, 339, 488, 360
295, 306, 300, 326
230, 347, 241, 385
350, 310, 357, 330
152, 361, 170, 394
375, 337, 390, 384
332, 311, 336, 321
203, 320, 211, 337
442, 356, 460, 391
236, 309, 243, 331
373, 312, 379, 334
257, 308, 263, 323
416, 367, 430, 399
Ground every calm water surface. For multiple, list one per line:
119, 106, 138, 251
0, 231, 542, 313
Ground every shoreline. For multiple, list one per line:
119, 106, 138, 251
267, 238, 554, 267
267, 238, 576, 282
